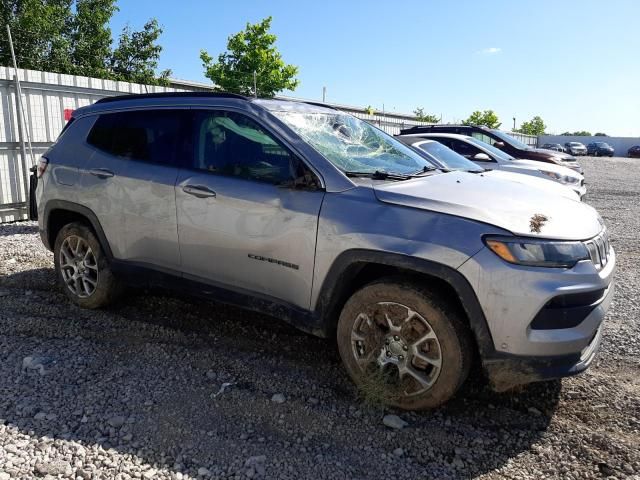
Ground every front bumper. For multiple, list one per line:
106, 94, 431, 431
458, 243, 615, 388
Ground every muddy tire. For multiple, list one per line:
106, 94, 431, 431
54, 222, 122, 309
337, 279, 472, 410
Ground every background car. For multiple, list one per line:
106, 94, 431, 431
587, 142, 615, 157
564, 142, 588, 156
400, 124, 583, 173
541, 143, 565, 152
627, 145, 640, 158
398, 134, 585, 199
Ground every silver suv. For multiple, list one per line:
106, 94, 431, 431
33, 93, 615, 410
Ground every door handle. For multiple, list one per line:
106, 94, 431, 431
89, 168, 115, 179
183, 184, 217, 198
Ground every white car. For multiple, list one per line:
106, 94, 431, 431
398, 133, 586, 199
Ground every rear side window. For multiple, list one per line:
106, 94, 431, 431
87, 110, 184, 165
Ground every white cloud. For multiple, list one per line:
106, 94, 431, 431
479, 47, 502, 55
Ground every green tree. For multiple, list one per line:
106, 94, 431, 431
516, 116, 546, 136
200, 16, 299, 97
561, 131, 592, 136
594, 132, 608, 136
462, 110, 501, 129
69, 0, 117, 78
0, 0, 73, 71
413, 107, 439, 123
110, 19, 171, 85
364, 105, 375, 115
0, 0, 170, 84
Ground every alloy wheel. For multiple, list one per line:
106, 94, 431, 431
59, 235, 99, 298
350, 301, 442, 397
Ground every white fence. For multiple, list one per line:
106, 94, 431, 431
0, 67, 192, 222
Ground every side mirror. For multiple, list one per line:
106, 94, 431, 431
493, 141, 505, 149
473, 153, 491, 161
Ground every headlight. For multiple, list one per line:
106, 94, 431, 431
539, 170, 579, 185
484, 236, 590, 268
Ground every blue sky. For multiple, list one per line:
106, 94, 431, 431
110, 0, 640, 136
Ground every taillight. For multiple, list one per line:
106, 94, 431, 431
36, 157, 49, 178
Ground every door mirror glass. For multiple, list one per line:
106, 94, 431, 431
493, 141, 505, 149
473, 153, 491, 161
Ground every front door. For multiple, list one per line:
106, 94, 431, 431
175, 109, 324, 309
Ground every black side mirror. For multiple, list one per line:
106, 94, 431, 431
493, 141, 505, 149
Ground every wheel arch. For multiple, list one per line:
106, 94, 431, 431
42, 200, 113, 259
314, 249, 495, 356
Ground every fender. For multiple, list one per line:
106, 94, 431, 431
41, 199, 113, 258
313, 249, 496, 356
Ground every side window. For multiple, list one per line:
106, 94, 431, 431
471, 132, 496, 146
192, 110, 301, 185
87, 110, 183, 165
451, 140, 483, 158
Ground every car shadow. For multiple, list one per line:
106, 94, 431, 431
0, 266, 560, 478
0, 221, 39, 237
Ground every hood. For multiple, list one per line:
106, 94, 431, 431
509, 159, 583, 179
482, 170, 579, 198
373, 171, 602, 240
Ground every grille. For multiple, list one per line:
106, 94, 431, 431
584, 229, 611, 270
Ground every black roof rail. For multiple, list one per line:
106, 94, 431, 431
298, 100, 338, 110
94, 92, 247, 104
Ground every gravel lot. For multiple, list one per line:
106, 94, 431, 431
0, 156, 638, 480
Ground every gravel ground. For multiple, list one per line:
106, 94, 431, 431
0, 156, 638, 480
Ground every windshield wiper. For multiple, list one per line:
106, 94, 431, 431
344, 170, 411, 180
408, 165, 439, 176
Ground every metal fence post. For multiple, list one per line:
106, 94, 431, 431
13, 75, 30, 206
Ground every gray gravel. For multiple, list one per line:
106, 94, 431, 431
0, 156, 638, 479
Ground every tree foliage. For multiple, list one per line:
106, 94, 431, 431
594, 132, 608, 136
0, 0, 170, 85
515, 116, 546, 136
364, 105, 375, 115
413, 107, 439, 123
462, 110, 501, 129
111, 19, 171, 85
200, 16, 299, 97
560, 131, 592, 136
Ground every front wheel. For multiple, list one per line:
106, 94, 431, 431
54, 222, 122, 309
337, 280, 472, 410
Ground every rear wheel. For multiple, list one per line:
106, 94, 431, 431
337, 279, 472, 410
54, 222, 122, 308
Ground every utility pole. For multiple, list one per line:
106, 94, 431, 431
253, 70, 257, 98
513, 117, 516, 131
7, 25, 33, 211
322, 86, 326, 103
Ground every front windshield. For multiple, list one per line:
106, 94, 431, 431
465, 136, 515, 161
272, 111, 433, 175
490, 129, 533, 150
417, 142, 483, 171
569, 142, 582, 146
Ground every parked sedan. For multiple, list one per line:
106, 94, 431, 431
587, 142, 615, 157
397, 133, 586, 199
627, 145, 640, 158
541, 143, 565, 152
564, 142, 588, 156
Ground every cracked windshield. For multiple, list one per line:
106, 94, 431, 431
274, 111, 433, 175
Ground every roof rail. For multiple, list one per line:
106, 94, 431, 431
94, 92, 247, 104
299, 100, 338, 110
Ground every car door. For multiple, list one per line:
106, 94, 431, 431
175, 109, 325, 309
81, 108, 186, 271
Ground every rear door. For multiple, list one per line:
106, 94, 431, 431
81, 109, 187, 271
175, 109, 325, 309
